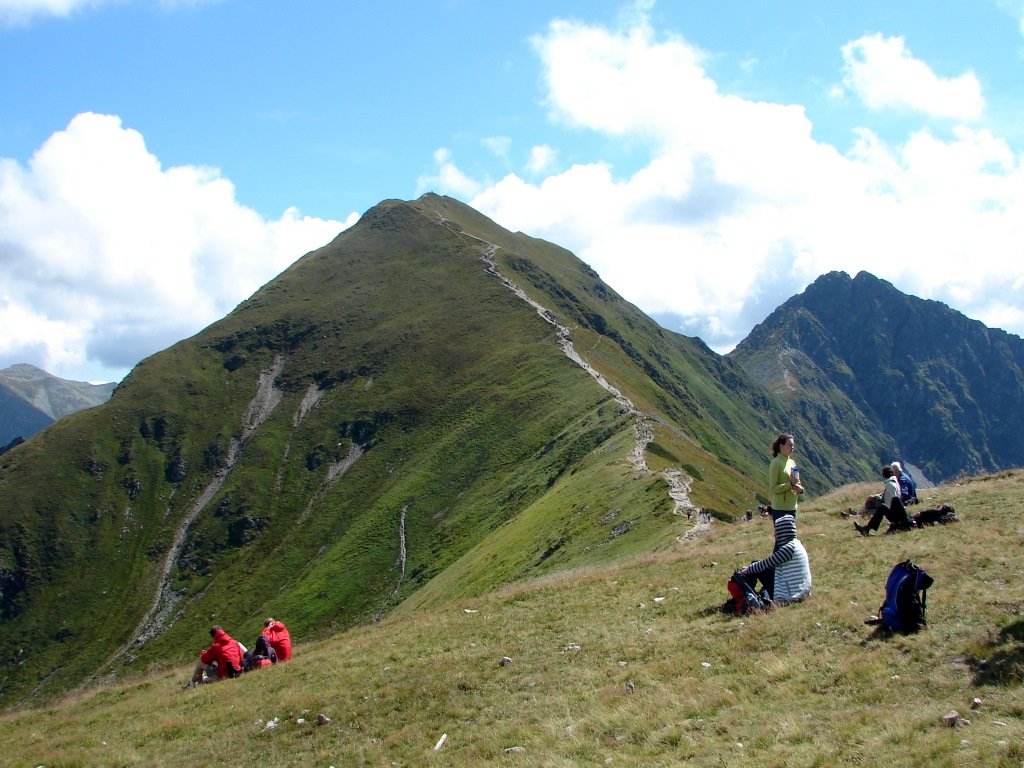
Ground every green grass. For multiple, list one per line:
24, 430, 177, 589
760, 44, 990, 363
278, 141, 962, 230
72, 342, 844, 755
2, 472, 1021, 767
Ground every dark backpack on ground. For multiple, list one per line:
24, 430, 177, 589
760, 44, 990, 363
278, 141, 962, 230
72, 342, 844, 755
914, 503, 958, 526
878, 560, 933, 632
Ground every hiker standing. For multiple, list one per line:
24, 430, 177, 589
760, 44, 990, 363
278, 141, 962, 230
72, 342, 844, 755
768, 432, 804, 521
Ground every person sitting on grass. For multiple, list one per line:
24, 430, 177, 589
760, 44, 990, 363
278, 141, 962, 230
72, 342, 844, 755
262, 617, 292, 662
854, 465, 916, 536
187, 626, 246, 686
892, 461, 919, 506
732, 513, 812, 607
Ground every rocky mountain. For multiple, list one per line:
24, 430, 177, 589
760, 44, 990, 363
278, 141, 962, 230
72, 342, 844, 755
730, 270, 1024, 483
0, 364, 116, 447
0, 194, 841, 708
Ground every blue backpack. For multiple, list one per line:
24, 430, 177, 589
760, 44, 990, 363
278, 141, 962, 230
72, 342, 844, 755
878, 560, 933, 632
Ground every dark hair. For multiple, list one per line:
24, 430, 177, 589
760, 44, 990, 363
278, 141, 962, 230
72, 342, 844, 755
771, 433, 795, 457
209, 626, 221, 637
882, 466, 894, 478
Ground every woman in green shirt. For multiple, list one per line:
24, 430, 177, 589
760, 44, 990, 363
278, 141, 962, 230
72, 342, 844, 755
768, 432, 804, 520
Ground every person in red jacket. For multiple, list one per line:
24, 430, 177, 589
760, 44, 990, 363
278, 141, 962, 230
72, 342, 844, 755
262, 618, 292, 662
187, 626, 245, 685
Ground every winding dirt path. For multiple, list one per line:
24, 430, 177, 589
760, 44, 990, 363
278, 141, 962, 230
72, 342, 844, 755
457, 221, 702, 529
85, 356, 289, 686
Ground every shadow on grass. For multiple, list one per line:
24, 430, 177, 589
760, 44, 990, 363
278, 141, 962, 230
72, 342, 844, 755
968, 619, 1024, 687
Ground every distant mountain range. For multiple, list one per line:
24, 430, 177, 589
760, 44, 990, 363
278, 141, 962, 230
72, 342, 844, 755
730, 270, 1024, 484
0, 364, 115, 450
0, 195, 1020, 708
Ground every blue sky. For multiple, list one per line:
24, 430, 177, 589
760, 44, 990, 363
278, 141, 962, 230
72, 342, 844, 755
2, 0, 1024, 383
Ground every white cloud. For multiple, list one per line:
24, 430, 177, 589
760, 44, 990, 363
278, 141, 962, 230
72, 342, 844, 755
0, 113, 351, 382
0, 0, 97, 24
526, 145, 557, 175
840, 34, 985, 121
482, 136, 511, 160
416, 148, 483, 200
996, 0, 1024, 38
423, 11, 1024, 352
0, 0, 217, 25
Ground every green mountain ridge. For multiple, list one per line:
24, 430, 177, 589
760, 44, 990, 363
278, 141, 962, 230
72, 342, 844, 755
1, 195, 1020, 713
0, 194, 805, 708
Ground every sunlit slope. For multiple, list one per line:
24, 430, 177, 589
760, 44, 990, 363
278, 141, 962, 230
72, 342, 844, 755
0, 195, 818, 708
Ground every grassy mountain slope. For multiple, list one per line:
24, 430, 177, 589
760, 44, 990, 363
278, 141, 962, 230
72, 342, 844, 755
0, 194, 822, 709
731, 271, 1024, 483
0, 472, 1021, 767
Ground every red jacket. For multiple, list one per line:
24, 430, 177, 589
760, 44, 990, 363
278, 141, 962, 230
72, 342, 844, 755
200, 628, 244, 678
262, 621, 292, 661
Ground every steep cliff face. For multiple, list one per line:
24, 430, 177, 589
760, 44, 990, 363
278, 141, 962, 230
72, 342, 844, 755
732, 270, 1024, 482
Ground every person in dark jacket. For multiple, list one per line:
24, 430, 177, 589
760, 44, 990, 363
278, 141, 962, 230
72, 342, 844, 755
891, 461, 918, 505
187, 626, 245, 685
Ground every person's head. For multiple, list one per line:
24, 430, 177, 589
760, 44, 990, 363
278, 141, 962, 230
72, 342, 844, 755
891, 461, 903, 476
263, 618, 275, 628
882, 465, 895, 478
772, 432, 796, 457
209, 626, 222, 638
774, 514, 796, 546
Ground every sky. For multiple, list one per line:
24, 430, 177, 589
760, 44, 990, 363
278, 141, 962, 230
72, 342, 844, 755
2, 1, 1024, 384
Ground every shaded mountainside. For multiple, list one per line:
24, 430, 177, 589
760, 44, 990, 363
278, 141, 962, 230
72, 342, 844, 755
730, 270, 1024, 482
0, 194, 844, 708
0, 364, 116, 446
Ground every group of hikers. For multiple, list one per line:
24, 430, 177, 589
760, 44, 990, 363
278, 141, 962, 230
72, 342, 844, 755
187, 617, 292, 687
853, 461, 918, 536
729, 431, 948, 613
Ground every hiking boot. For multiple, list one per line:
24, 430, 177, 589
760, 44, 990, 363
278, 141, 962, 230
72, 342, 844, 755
853, 521, 869, 536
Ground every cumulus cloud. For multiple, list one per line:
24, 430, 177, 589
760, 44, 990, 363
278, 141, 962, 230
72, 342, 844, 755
424, 10, 1024, 352
840, 34, 985, 121
0, 113, 352, 382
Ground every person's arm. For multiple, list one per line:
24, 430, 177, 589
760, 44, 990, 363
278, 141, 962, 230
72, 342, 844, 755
740, 541, 796, 575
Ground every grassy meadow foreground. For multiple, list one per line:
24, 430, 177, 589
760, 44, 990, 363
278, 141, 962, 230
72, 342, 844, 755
1, 472, 1022, 767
